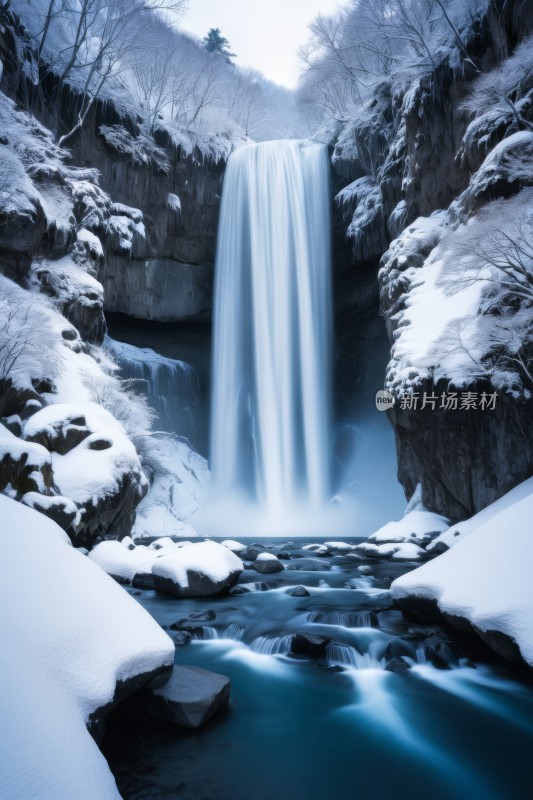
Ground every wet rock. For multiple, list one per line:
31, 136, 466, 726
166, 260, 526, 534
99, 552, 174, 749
172, 631, 193, 647
240, 544, 268, 561
143, 665, 230, 728
385, 657, 410, 673
254, 553, 284, 574
229, 585, 251, 595
291, 634, 330, 658
422, 637, 464, 669
286, 558, 331, 571
288, 585, 310, 597
170, 610, 216, 628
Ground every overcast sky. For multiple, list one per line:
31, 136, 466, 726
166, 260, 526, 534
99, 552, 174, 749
180, 0, 342, 88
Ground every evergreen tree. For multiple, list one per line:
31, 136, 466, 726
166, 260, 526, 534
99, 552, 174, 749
203, 27, 236, 63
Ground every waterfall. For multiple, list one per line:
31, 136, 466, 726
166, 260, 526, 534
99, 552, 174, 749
106, 337, 203, 450
209, 140, 332, 531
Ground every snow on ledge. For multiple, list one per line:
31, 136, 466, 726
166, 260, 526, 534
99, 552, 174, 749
391, 478, 533, 666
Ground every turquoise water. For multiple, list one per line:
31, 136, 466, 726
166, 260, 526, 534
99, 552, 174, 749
104, 548, 533, 800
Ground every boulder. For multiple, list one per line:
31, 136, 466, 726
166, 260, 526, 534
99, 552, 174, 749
221, 539, 246, 554
21, 492, 80, 531
0, 437, 53, 498
143, 665, 230, 728
254, 553, 284, 574
291, 634, 330, 658
285, 557, 332, 571
152, 541, 243, 597
288, 585, 310, 597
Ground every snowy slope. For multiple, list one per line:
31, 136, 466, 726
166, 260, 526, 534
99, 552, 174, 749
0, 494, 174, 799
391, 479, 533, 666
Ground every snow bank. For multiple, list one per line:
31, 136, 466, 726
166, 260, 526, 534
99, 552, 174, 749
0, 494, 174, 799
368, 509, 450, 545
427, 476, 533, 553
391, 478, 533, 666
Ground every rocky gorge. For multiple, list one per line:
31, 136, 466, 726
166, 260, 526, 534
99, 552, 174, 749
2, 0, 533, 797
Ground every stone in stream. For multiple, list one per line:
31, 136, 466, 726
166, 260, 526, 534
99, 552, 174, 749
151, 541, 243, 597
254, 553, 284, 574
171, 609, 217, 627
288, 585, 310, 597
143, 665, 230, 728
291, 634, 330, 658
286, 557, 332, 571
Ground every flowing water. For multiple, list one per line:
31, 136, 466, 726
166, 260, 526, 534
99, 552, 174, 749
207, 141, 333, 534
106, 336, 204, 451
104, 548, 533, 800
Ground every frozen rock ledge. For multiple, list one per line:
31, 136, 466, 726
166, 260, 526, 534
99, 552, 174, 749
391, 478, 533, 669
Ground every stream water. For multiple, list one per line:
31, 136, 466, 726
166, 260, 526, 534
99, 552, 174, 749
104, 544, 533, 800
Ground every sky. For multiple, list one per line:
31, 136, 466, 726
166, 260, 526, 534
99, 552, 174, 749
180, 0, 342, 88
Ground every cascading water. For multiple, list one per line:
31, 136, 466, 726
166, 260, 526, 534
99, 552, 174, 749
206, 139, 335, 534
106, 336, 204, 450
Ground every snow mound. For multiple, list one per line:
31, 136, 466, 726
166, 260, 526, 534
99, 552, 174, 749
391, 478, 533, 666
355, 541, 427, 561
0, 494, 173, 799
368, 509, 450, 546
428, 476, 533, 553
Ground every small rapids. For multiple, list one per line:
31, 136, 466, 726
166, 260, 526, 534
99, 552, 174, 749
104, 545, 533, 800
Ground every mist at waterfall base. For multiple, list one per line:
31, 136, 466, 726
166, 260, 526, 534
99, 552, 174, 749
192, 141, 342, 537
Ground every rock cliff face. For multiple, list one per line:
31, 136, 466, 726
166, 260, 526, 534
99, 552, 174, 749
332, 0, 533, 521
0, 16, 227, 323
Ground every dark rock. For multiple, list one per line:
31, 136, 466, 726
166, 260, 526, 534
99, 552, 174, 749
291, 633, 330, 658
285, 558, 332, 571
170, 610, 216, 628
87, 437, 112, 451
132, 571, 154, 589
240, 544, 268, 561
422, 637, 464, 669
142, 665, 230, 728
385, 657, 410, 673
88, 664, 173, 744
0, 439, 54, 499
21, 492, 79, 532
102, 258, 213, 323
172, 631, 193, 647
288, 585, 310, 597
25, 413, 90, 455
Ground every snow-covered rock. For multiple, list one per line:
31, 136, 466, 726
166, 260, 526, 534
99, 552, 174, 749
21, 491, 81, 531
427, 476, 533, 554
0, 436, 53, 497
254, 552, 284, 574
221, 539, 247, 553
368, 508, 450, 547
152, 541, 243, 597
24, 402, 148, 545
88, 540, 155, 583
391, 477, 533, 667
0, 494, 174, 799
355, 541, 427, 561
